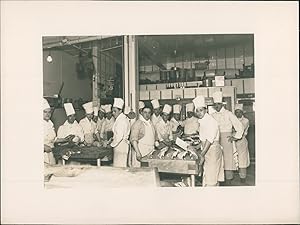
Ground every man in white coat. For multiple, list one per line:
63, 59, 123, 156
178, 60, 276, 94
211, 91, 244, 185
151, 99, 162, 126
190, 96, 224, 186
182, 103, 199, 136
155, 104, 173, 145
56, 103, 84, 144
100, 104, 115, 141
170, 104, 183, 139
95, 105, 106, 141
79, 102, 97, 146
43, 98, 56, 165
234, 103, 250, 184
110, 98, 131, 167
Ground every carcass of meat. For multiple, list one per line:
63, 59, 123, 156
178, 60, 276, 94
177, 151, 188, 160
157, 147, 169, 159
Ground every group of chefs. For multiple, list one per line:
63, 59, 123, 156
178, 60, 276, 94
44, 90, 250, 187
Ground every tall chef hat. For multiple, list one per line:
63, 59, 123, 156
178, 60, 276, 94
162, 104, 172, 114
186, 103, 194, 112
82, 102, 93, 114
93, 106, 99, 116
212, 91, 223, 103
64, 103, 75, 116
173, 104, 182, 114
235, 103, 244, 111
113, 98, 124, 109
139, 101, 145, 109
43, 98, 50, 110
151, 99, 160, 109
99, 105, 105, 113
193, 96, 206, 109
104, 104, 112, 113
124, 106, 131, 115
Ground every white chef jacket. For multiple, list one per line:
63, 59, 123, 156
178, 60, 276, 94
57, 120, 84, 142
155, 119, 173, 142
44, 120, 56, 148
96, 118, 105, 134
198, 113, 220, 143
211, 107, 243, 139
100, 117, 115, 138
239, 116, 249, 137
170, 117, 183, 132
110, 113, 130, 148
79, 117, 97, 135
151, 114, 162, 126
182, 116, 199, 135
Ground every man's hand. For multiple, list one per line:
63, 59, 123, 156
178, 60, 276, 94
136, 151, 143, 162
44, 145, 52, 153
227, 136, 239, 143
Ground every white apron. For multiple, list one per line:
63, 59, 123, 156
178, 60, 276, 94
113, 140, 129, 167
202, 142, 225, 186
235, 136, 250, 168
220, 132, 237, 171
131, 121, 155, 168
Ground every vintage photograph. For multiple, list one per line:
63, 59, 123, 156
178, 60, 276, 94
43, 34, 255, 188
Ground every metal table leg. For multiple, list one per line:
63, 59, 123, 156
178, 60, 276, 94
190, 175, 195, 187
97, 158, 101, 167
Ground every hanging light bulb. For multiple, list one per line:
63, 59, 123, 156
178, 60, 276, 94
47, 51, 53, 63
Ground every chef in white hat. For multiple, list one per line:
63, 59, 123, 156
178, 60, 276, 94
170, 104, 183, 139
43, 98, 56, 165
155, 104, 173, 145
138, 101, 145, 117
191, 95, 224, 186
151, 99, 162, 126
130, 102, 158, 167
211, 91, 243, 185
95, 105, 106, 136
182, 103, 199, 136
56, 103, 84, 145
110, 98, 131, 167
79, 102, 97, 146
234, 103, 250, 184
100, 104, 115, 141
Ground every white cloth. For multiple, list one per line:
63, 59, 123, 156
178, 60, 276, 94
44, 120, 56, 165
93, 106, 99, 116
162, 104, 172, 114
79, 117, 97, 134
82, 102, 93, 114
43, 98, 50, 110
236, 116, 250, 168
151, 114, 162, 126
198, 113, 224, 186
182, 116, 199, 135
186, 103, 194, 112
211, 107, 243, 139
155, 119, 173, 142
57, 120, 84, 142
96, 118, 105, 134
170, 117, 182, 132
113, 98, 124, 109
173, 104, 182, 114
139, 101, 145, 109
151, 99, 160, 109
193, 96, 206, 109
235, 103, 244, 111
64, 103, 75, 116
131, 116, 155, 168
104, 104, 112, 113
100, 117, 115, 139
111, 113, 130, 167
212, 91, 223, 103
198, 113, 220, 143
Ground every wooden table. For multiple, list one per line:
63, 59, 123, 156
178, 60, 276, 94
140, 158, 200, 187
52, 145, 113, 166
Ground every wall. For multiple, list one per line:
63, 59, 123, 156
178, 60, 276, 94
43, 50, 92, 131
